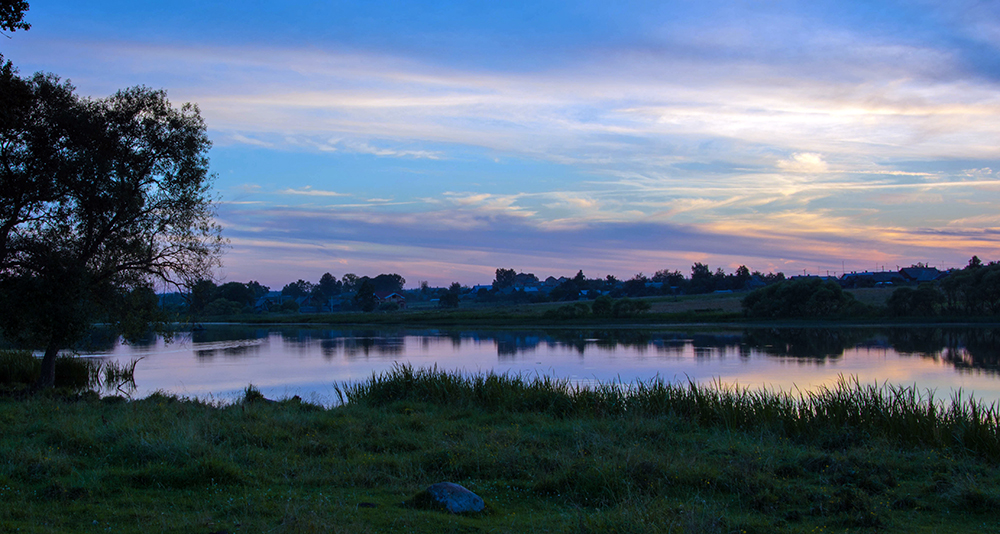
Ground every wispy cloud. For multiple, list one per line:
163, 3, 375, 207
278, 186, 350, 197
12, 2, 1000, 285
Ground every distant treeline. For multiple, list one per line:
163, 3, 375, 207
742, 256, 1000, 320
174, 262, 786, 316
180, 273, 407, 316
174, 256, 1000, 319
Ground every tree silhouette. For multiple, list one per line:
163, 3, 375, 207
0, 70, 223, 388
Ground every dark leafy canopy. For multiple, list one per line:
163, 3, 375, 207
370, 273, 404, 293
493, 267, 516, 289
0, 68, 224, 388
742, 277, 864, 319
352, 280, 378, 312
0, 0, 29, 33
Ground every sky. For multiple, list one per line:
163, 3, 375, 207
4, 0, 1000, 288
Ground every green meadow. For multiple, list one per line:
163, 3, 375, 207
2, 361, 1000, 533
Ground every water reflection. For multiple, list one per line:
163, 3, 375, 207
59, 325, 1000, 404
885, 328, 1000, 375
65, 325, 1000, 373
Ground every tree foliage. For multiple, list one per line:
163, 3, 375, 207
438, 282, 461, 308
940, 258, 1000, 315
370, 273, 405, 293
317, 272, 341, 297
742, 278, 865, 319
0, 0, 29, 33
0, 68, 223, 388
281, 279, 313, 299
352, 280, 378, 312
887, 284, 943, 317
493, 268, 516, 289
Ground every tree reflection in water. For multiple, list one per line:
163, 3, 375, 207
31, 324, 1000, 376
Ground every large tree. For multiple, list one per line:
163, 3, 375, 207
0, 67, 224, 388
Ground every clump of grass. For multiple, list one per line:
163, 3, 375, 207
0, 350, 99, 390
242, 384, 269, 404
101, 358, 140, 396
338, 364, 1000, 461
0, 350, 37, 385
1, 350, 141, 394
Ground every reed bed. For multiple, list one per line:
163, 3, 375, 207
0, 349, 139, 393
338, 363, 1000, 461
3, 363, 999, 532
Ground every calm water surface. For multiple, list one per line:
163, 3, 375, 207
81, 326, 1000, 405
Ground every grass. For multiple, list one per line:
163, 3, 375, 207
0, 350, 140, 395
1, 366, 1000, 532
340, 364, 1000, 462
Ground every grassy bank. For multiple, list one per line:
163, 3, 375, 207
2, 367, 1000, 533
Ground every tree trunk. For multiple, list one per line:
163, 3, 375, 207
35, 342, 60, 390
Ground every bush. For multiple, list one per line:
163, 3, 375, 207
742, 278, 866, 319
887, 284, 943, 317
592, 295, 613, 317
611, 297, 651, 318
202, 298, 244, 316
438, 293, 459, 308
543, 303, 591, 320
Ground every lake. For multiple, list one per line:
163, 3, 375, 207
79, 325, 1000, 406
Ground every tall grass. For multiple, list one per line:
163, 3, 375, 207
338, 364, 1000, 461
0, 350, 140, 393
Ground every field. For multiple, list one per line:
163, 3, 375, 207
2, 366, 999, 533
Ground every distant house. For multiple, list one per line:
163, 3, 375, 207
296, 296, 318, 313
744, 275, 767, 291
900, 267, 945, 283
513, 272, 540, 288
374, 291, 407, 309
789, 275, 839, 282
840, 271, 905, 287
325, 297, 347, 312
254, 291, 288, 312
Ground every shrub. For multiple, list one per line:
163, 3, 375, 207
611, 297, 651, 318
592, 295, 613, 316
202, 298, 244, 316
887, 283, 943, 317
543, 303, 591, 320
742, 278, 866, 319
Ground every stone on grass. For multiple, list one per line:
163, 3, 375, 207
407, 482, 485, 513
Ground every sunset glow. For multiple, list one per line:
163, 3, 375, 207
7, 1, 1000, 286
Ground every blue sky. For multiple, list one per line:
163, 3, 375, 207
5, 0, 1000, 287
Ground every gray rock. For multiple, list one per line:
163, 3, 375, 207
409, 482, 485, 513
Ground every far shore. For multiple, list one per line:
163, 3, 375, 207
176, 288, 1000, 329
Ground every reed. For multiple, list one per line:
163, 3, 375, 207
0, 350, 140, 393
339, 364, 1000, 460
3, 368, 999, 532
0, 349, 37, 385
